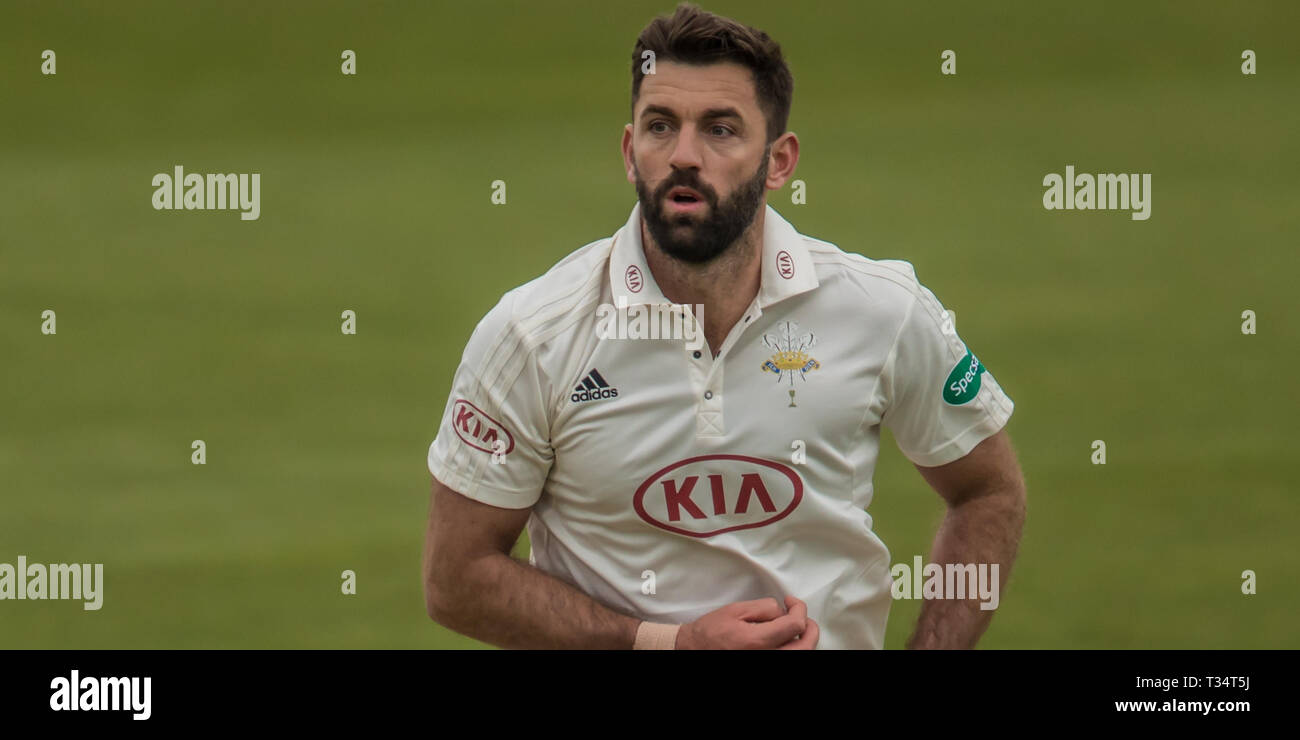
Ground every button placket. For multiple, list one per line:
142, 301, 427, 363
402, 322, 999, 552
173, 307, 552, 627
696, 356, 725, 437
687, 297, 757, 438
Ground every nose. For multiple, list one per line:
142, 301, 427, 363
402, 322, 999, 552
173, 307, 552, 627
667, 125, 704, 172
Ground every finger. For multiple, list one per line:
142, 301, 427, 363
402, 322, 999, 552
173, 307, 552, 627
778, 618, 820, 650
732, 597, 784, 623
747, 612, 806, 647
783, 596, 807, 624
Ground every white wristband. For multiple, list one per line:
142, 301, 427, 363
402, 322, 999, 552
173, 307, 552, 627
633, 621, 679, 650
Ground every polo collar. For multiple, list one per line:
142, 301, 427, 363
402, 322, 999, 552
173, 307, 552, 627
608, 201, 819, 308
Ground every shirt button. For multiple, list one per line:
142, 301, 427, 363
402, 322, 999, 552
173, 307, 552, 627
693, 350, 702, 359
704, 390, 714, 400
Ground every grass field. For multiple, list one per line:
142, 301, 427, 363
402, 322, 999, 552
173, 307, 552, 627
2, 0, 1297, 648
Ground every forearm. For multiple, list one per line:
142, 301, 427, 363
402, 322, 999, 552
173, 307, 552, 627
906, 481, 1025, 649
427, 551, 643, 650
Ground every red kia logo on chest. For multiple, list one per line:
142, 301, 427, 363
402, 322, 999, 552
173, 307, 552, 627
451, 399, 515, 455
633, 455, 804, 538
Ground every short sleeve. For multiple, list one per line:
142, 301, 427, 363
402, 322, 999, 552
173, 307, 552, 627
880, 272, 1014, 468
427, 292, 554, 509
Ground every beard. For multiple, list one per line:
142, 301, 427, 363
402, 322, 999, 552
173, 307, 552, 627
634, 146, 770, 264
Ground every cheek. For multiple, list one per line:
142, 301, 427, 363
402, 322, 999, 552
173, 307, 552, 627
717, 166, 754, 197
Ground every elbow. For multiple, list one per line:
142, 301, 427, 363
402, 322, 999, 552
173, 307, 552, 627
423, 550, 453, 624
993, 471, 1026, 522
963, 472, 1027, 532
425, 585, 461, 630
1002, 475, 1028, 543
424, 582, 441, 623
1010, 471, 1027, 519
424, 557, 483, 630
424, 567, 456, 625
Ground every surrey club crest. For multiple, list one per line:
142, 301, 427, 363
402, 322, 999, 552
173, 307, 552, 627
760, 320, 820, 407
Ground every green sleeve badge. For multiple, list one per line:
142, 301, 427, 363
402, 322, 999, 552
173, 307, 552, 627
942, 350, 986, 405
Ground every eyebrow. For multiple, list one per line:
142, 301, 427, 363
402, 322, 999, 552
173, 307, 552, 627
640, 104, 744, 122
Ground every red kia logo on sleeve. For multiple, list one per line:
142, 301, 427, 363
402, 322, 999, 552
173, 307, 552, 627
451, 399, 515, 455
625, 265, 643, 293
633, 455, 803, 538
776, 250, 795, 279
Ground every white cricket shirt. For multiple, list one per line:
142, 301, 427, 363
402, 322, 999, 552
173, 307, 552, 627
428, 202, 1014, 649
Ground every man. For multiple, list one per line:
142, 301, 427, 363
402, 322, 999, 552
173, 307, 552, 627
423, 3, 1025, 649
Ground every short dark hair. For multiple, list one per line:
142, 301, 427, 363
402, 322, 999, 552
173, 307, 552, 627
631, 3, 794, 144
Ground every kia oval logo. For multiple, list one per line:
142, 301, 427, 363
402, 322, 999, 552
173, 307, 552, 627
451, 399, 515, 455
633, 454, 804, 538
625, 265, 643, 293
776, 250, 795, 279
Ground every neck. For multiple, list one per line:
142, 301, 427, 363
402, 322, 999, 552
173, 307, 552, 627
640, 209, 765, 356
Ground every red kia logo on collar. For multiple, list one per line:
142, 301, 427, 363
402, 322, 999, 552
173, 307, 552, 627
776, 250, 795, 279
625, 265, 643, 293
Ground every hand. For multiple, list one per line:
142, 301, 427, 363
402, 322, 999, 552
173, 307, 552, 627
675, 595, 820, 650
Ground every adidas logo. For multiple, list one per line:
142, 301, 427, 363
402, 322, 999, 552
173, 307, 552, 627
571, 368, 619, 403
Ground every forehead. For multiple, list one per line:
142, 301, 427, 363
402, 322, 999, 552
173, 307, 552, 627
635, 61, 760, 117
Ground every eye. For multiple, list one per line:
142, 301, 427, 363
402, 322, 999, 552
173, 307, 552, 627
649, 121, 671, 134
711, 125, 733, 137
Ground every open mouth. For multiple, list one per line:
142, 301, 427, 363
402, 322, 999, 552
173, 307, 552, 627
666, 187, 705, 210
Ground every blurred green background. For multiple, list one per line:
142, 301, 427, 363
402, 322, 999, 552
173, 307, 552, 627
2, 0, 1296, 648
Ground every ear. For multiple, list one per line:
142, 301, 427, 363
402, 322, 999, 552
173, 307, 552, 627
764, 132, 800, 190
621, 123, 636, 184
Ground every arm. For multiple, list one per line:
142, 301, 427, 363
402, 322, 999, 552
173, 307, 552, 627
422, 474, 643, 649
422, 475, 819, 649
905, 429, 1026, 649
